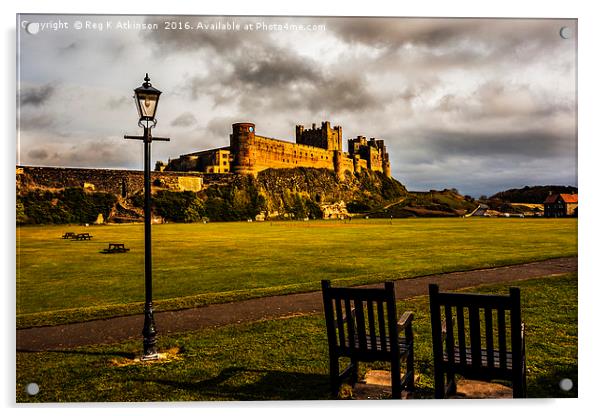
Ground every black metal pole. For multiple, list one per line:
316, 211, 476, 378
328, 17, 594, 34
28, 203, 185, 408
142, 125, 158, 359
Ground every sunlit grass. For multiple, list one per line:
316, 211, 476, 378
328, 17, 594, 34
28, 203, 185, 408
16, 218, 577, 327
16, 273, 577, 402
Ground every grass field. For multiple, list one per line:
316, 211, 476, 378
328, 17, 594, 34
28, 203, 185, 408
16, 272, 578, 402
16, 218, 577, 327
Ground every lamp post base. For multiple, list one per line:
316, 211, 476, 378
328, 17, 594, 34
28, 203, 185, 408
140, 353, 160, 362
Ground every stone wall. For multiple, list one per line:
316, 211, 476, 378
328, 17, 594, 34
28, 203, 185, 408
252, 135, 335, 172
15, 166, 223, 197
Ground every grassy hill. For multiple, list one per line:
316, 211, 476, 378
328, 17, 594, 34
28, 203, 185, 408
489, 185, 578, 203
367, 189, 478, 218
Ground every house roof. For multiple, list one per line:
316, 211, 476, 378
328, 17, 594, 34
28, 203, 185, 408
544, 193, 578, 204
560, 193, 578, 203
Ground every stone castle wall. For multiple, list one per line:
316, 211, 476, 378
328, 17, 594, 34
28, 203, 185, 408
15, 166, 232, 197
251, 135, 334, 172
167, 121, 392, 179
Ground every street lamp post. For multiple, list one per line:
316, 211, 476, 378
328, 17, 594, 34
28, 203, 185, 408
124, 74, 170, 360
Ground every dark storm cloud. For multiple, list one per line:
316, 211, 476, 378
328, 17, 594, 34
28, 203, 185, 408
20, 84, 55, 107
328, 18, 577, 87
18, 113, 56, 130
27, 149, 49, 160
328, 17, 483, 49
180, 45, 381, 114
232, 49, 321, 89
436, 81, 574, 120
329, 18, 571, 53
140, 16, 383, 114
171, 112, 198, 127
416, 129, 573, 161
305, 74, 381, 113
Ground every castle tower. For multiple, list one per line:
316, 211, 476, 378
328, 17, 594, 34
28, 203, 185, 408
333, 150, 345, 180
295, 125, 304, 142
295, 121, 343, 151
230, 122, 257, 175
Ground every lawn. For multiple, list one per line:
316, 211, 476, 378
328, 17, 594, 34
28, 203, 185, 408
16, 272, 578, 402
16, 218, 577, 327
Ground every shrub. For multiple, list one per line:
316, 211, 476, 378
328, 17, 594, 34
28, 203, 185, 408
18, 188, 117, 225
153, 190, 205, 223
346, 201, 371, 213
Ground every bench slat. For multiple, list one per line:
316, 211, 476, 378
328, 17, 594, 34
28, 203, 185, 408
498, 309, 507, 370
335, 298, 345, 348
484, 307, 494, 368
456, 306, 467, 366
344, 298, 355, 352
377, 300, 387, 352
468, 306, 482, 370
367, 300, 377, 351
355, 299, 368, 352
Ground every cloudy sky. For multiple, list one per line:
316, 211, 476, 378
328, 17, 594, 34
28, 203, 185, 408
17, 15, 577, 197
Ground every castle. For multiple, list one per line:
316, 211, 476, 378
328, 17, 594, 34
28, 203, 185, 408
160, 121, 391, 179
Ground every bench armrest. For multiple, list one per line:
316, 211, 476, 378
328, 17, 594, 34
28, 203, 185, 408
397, 311, 414, 331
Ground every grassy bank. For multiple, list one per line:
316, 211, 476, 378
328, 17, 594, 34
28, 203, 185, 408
17, 218, 577, 327
16, 272, 578, 402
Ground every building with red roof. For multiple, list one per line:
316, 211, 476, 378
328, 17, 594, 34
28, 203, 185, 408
543, 193, 578, 217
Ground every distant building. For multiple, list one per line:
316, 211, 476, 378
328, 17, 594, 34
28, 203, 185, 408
162, 121, 391, 179
543, 193, 578, 217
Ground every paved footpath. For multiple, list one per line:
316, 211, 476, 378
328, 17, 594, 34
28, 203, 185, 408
17, 257, 577, 352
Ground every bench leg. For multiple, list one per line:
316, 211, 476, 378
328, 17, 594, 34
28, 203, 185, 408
350, 358, 359, 385
513, 364, 527, 398
390, 358, 402, 399
434, 364, 445, 399
406, 348, 415, 391
329, 355, 340, 397
446, 371, 456, 395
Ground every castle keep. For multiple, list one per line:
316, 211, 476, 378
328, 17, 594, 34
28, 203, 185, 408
161, 121, 391, 178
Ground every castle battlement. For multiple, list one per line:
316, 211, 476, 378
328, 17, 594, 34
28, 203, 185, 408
163, 121, 391, 178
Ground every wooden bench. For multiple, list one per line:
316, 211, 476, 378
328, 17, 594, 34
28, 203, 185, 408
74, 233, 92, 240
105, 243, 130, 253
321, 280, 414, 399
61, 232, 76, 239
428, 284, 526, 398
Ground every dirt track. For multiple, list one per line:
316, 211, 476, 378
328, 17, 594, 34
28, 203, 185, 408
16, 256, 577, 352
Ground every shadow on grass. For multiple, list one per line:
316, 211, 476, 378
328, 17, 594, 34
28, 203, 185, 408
17, 348, 137, 359
139, 366, 332, 401
528, 364, 578, 398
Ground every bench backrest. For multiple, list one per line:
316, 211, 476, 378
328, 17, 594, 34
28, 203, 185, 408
429, 284, 522, 376
321, 280, 399, 359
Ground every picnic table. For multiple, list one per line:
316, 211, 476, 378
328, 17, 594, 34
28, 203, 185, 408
104, 243, 130, 253
74, 233, 93, 240
62, 232, 76, 239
